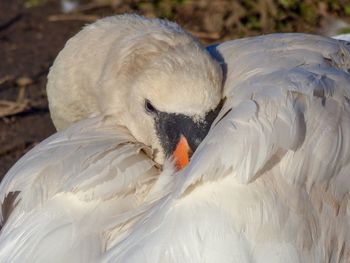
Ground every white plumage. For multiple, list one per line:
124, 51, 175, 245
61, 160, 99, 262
0, 116, 161, 262
1, 15, 350, 262
333, 33, 350, 42
102, 33, 350, 262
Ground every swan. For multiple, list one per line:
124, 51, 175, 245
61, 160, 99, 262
0, 14, 222, 262
1, 15, 350, 262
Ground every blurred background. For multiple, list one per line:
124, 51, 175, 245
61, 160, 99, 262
1, 0, 350, 178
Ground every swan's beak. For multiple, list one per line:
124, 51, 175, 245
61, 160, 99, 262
173, 135, 191, 170
155, 102, 222, 170
155, 114, 206, 170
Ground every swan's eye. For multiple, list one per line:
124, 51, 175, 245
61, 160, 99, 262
145, 99, 157, 114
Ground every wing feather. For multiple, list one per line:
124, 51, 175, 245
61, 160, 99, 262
0, 116, 161, 262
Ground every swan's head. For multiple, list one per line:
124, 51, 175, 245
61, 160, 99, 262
125, 54, 222, 169
100, 27, 223, 168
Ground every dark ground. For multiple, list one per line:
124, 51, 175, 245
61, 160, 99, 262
1, 0, 350, 179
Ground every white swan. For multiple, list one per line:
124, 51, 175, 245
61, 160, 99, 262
1, 15, 350, 263
0, 14, 222, 262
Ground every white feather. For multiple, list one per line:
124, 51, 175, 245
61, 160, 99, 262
333, 33, 350, 42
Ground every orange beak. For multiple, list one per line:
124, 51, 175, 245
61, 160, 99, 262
173, 135, 192, 170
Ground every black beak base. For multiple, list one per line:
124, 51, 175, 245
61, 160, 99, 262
154, 102, 222, 158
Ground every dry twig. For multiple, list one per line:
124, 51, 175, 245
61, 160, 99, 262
0, 100, 29, 118
73, 2, 111, 13
0, 14, 22, 31
0, 75, 14, 86
0, 82, 31, 118
188, 30, 221, 40
48, 14, 99, 22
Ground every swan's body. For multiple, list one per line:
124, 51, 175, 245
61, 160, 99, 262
104, 34, 350, 262
1, 15, 350, 262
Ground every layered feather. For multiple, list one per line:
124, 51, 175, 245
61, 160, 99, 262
0, 116, 161, 262
104, 34, 350, 262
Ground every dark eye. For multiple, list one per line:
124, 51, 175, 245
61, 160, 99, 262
145, 99, 157, 114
